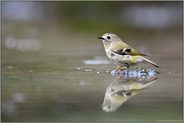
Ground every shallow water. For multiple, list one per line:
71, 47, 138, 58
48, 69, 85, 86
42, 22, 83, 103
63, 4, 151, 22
2, 23, 182, 122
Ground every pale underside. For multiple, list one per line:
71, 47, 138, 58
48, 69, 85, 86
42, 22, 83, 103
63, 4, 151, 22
106, 49, 143, 67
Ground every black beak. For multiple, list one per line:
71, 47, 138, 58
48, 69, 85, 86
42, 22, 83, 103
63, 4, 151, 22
97, 36, 105, 40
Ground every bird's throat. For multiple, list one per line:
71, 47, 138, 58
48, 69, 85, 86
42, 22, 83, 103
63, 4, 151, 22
102, 40, 110, 51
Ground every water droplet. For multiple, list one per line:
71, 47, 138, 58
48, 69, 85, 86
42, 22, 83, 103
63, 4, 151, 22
76, 67, 81, 70
105, 70, 110, 74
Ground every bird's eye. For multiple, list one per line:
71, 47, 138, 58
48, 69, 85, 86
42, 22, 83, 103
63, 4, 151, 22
107, 36, 111, 40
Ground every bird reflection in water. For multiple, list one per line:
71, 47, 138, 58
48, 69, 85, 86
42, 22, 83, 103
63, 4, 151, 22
102, 68, 159, 112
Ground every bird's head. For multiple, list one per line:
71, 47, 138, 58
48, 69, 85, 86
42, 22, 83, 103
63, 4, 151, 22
98, 33, 122, 43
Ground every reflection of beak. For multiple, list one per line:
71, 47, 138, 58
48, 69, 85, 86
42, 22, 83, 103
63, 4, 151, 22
97, 36, 105, 40
101, 99, 111, 112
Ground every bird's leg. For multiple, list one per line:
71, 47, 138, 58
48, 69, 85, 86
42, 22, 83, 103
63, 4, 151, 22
119, 66, 128, 71
111, 66, 128, 75
111, 66, 122, 75
114, 66, 127, 72
114, 66, 122, 72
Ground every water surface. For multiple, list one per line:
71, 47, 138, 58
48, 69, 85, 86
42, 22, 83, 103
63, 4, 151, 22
2, 23, 182, 122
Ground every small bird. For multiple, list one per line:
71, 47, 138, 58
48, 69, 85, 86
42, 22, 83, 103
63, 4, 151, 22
98, 33, 159, 72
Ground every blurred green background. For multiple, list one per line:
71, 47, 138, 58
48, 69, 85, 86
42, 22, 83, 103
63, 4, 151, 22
1, 1, 183, 122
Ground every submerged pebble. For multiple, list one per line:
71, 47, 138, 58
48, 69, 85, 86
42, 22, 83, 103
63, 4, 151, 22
28, 70, 33, 72
8, 66, 12, 69
12, 93, 25, 103
83, 69, 93, 72
168, 72, 172, 75
79, 80, 86, 86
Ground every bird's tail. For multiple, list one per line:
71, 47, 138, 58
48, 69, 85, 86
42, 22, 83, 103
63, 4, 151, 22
142, 57, 159, 68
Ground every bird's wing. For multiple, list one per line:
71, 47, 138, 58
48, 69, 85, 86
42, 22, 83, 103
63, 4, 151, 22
110, 42, 148, 56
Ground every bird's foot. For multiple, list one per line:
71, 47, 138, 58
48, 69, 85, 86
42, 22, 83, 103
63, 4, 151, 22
110, 70, 119, 75
111, 66, 128, 75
